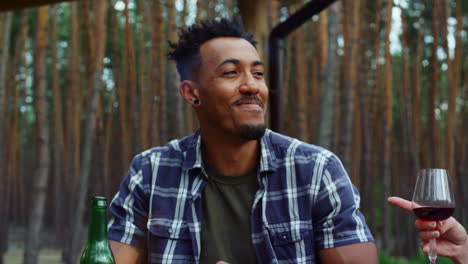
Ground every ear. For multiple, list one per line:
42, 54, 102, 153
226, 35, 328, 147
179, 80, 200, 107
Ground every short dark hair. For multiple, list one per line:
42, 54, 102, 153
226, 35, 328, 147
168, 18, 257, 81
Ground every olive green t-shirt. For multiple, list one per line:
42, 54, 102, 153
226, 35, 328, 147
199, 164, 258, 264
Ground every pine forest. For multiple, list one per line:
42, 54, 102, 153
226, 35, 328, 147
0, 0, 467, 263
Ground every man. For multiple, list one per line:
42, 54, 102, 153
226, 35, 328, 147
108, 18, 378, 264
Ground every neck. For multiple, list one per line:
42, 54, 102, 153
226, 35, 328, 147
201, 129, 260, 176
87, 206, 108, 242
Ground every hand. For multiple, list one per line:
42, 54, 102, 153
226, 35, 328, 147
388, 196, 468, 264
216, 262, 230, 264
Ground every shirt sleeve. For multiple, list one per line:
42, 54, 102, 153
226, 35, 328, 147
108, 154, 149, 249
312, 153, 374, 249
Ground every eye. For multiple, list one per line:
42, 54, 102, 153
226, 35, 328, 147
223, 70, 238, 76
253, 71, 264, 78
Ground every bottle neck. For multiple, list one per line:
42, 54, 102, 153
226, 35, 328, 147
87, 206, 108, 242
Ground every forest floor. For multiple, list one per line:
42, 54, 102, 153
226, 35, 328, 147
3, 248, 62, 264
3, 226, 62, 264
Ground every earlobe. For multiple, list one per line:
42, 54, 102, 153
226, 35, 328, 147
180, 80, 200, 106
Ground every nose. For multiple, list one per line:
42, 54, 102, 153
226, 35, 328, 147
239, 72, 259, 95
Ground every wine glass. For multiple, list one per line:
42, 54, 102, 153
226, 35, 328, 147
412, 168, 456, 264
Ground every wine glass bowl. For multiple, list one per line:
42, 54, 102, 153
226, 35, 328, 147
412, 168, 456, 263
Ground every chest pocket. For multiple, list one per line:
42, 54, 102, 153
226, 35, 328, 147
266, 221, 315, 263
267, 221, 312, 245
148, 218, 191, 240
147, 218, 194, 264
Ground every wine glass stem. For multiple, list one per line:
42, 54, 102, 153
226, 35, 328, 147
429, 238, 437, 263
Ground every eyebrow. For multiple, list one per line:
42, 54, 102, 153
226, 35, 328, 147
252, 60, 264, 67
216, 58, 264, 70
216, 59, 240, 70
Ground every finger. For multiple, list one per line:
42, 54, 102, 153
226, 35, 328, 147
438, 217, 458, 233
421, 243, 430, 254
438, 217, 468, 244
415, 219, 437, 230
387, 196, 413, 212
418, 230, 439, 241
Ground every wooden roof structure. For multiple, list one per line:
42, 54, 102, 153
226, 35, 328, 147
0, 0, 75, 12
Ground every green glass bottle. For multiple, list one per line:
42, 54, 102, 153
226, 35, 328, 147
80, 196, 115, 264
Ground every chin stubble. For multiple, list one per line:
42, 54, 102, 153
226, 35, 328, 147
238, 124, 266, 140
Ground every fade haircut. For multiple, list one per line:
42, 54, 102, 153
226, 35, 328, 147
168, 18, 257, 81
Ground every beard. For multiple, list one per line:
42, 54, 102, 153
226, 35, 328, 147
238, 123, 266, 140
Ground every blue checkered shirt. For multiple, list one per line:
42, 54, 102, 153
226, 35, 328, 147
108, 129, 374, 263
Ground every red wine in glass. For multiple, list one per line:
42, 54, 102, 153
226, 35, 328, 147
412, 206, 454, 221
412, 169, 455, 264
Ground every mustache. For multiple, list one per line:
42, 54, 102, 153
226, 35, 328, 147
232, 96, 265, 108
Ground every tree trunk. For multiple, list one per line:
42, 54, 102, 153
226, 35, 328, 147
50, 4, 66, 246
459, 63, 468, 222
104, 3, 122, 199
318, 4, 338, 149
369, 0, 382, 233
357, 0, 371, 216
24, 6, 50, 264
1, 98, 14, 264
2, 91, 20, 264
168, 0, 184, 139
294, 20, 308, 141
413, 18, 423, 170
69, 0, 108, 262
158, 5, 168, 144
340, 0, 360, 171
148, 0, 160, 146
350, 2, 362, 187
381, 0, 393, 251
0, 11, 13, 264
238, 0, 268, 61
428, 0, 441, 167
149, 0, 166, 146
117, 0, 132, 167
452, 0, 465, 220
439, 0, 450, 171
268, 0, 280, 30
400, 10, 418, 256
182, 0, 196, 135
10, 9, 29, 231
63, 4, 82, 261
196, 0, 204, 23
307, 19, 319, 142
126, 0, 140, 153
137, 0, 150, 150
283, 30, 293, 136
0, 12, 13, 200
445, 0, 460, 178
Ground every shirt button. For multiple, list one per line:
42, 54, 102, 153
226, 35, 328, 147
282, 235, 287, 239
168, 228, 173, 234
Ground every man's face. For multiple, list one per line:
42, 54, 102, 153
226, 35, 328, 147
195, 37, 268, 140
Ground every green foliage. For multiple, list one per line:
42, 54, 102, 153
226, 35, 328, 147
379, 251, 453, 264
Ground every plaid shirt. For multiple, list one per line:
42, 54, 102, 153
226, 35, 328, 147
108, 129, 374, 263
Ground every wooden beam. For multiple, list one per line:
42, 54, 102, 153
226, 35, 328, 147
268, 0, 337, 133
0, 0, 75, 12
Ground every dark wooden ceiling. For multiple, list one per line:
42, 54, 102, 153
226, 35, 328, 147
0, 0, 74, 12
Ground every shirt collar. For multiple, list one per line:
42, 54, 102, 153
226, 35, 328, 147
184, 129, 278, 176
259, 129, 279, 173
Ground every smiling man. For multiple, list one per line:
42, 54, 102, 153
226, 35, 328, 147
107, 19, 378, 264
